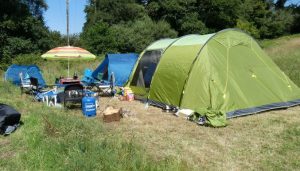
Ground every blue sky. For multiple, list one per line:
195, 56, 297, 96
288, 0, 300, 5
44, 0, 300, 35
44, 0, 88, 35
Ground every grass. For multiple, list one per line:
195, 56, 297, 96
117, 105, 300, 170
0, 34, 299, 170
260, 33, 300, 49
0, 82, 299, 170
0, 82, 188, 171
263, 35, 300, 86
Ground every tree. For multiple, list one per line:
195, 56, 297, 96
81, 17, 177, 54
179, 12, 209, 35
81, 0, 299, 55
82, 0, 177, 54
237, 0, 294, 38
0, 0, 61, 70
80, 22, 119, 54
84, 0, 146, 28
289, 4, 300, 33
145, 0, 297, 38
111, 17, 177, 52
275, 0, 287, 9
146, 0, 203, 35
199, 0, 241, 31
236, 19, 260, 38
145, 0, 242, 35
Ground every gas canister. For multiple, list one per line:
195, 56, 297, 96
82, 96, 96, 117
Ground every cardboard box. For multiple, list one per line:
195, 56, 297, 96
103, 107, 122, 123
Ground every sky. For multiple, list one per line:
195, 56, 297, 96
44, 0, 88, 35
287, 0, 300, 5
44, 0, 300, 35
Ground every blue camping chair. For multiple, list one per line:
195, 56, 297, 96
81, 53, 138, 96
29, 77, 58, 106
81, 69, 115, 96
81, 69, 97, 85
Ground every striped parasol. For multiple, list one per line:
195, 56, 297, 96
41, 46, 96, 77
41, 46, 96, 60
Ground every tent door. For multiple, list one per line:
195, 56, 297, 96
131, 50, 162, 89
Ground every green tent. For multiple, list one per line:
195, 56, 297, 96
128, 29, 300, 127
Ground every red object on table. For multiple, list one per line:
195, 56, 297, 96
60, 77, 81, 84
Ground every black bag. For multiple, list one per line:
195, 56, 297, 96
0, 104, 21, 135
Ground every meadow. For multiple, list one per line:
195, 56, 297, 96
0, 35, 299, 170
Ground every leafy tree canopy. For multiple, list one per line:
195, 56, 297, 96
0, 0, 62, 69
81, 0, 300, 55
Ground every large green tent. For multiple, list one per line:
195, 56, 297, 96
128, 29, 300, 127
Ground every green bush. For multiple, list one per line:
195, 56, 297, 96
236, 19, 260, 38
12, 53, 44, 66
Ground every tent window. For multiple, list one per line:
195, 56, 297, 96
131, 50, 162, 88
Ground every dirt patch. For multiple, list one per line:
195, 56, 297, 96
0, 139, 16, 159
0, 139, 10, 146
0, 151, 16, 159
96, 97, 300, 169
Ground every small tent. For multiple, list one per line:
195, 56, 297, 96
128, 29, 300, 126
5, 65, 46, 87
92, 53, 139, 86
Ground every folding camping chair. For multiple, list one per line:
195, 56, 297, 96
19, 72, 32, 94
81, 69, 95, 85
29, 77, 58, 106
81, 69, 116, 96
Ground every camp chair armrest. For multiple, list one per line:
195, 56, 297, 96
44, 84, 57, 88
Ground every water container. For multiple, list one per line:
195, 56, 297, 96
82, 96, 96, 117
124, 87, 134, 101
127, 93, 134, 101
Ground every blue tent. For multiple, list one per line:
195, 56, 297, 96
5, 65, 46, 87
92, 53, 139, 86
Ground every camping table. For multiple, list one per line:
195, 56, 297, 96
59, 78, 81, 85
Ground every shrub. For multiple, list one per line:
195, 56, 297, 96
236, 19, 260, 38
12, 53, 44, 66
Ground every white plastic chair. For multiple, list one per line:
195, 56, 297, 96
19, 72, 32, 94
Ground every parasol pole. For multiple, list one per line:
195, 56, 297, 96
68, 57, 70, 77
66, 0, 70, 77
66, 0, 70, 46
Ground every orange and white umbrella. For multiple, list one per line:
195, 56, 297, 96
41, 46, 96, 76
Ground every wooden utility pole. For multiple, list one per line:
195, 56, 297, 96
66, 0, 70, 46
